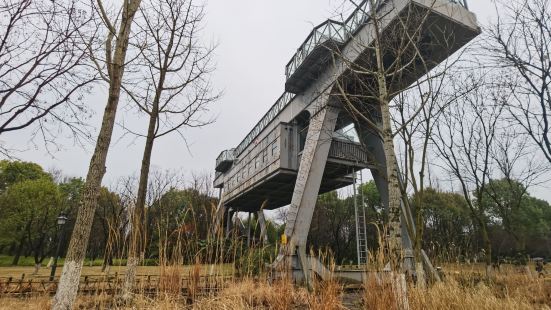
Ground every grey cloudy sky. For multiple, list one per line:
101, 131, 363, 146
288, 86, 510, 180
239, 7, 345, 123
3, 0, 550, 201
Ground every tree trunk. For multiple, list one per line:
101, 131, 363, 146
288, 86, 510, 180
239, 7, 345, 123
52, 1, 143, 309
11, 238, 25, 266
33, 263, 41, 275
122, 114, 156, 299
122, 77, 162, 299
47, 257, 54, 268
369, 0, 403, 270
415, 262, 426, 289
414, 193, 427, 287
480, 224, 493, 280
376, 47, 403, 271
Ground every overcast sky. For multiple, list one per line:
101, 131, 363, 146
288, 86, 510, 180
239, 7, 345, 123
3, 0, 550, 201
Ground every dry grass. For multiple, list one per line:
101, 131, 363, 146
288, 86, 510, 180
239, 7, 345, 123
1, 270, 550, 309
410, 281, 530, 310
364, 272, 551, 310
193, 278, 344, 310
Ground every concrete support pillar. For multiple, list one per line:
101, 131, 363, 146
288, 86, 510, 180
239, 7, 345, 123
225, 209, 234, 236
213, 193, 226, 236
247, 212, 252, 247
257, 210, 268, 245
283, 105, 340, 285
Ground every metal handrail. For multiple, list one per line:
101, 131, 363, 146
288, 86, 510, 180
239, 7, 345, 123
450, 0, 468, 8
216, 149, 236, 168
285, 20, 346, 79
234, 92, 295, 157
285, 0, 468, 80
344, 0, 374, 34
285, 0, 377, 80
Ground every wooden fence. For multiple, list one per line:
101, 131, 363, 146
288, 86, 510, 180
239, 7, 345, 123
0, 273, 234, 298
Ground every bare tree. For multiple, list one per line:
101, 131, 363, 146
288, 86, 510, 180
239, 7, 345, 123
432, 70, 507, 279
486, 0, 551, 164
52, 0, 143, 309
392, 56, 474, 286
482, 129, 549, 276
0, 0, 97, 154
333, 0, 456, 276
120, 0, 218, 298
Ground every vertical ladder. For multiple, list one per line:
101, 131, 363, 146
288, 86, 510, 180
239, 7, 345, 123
353, 170, 369, 266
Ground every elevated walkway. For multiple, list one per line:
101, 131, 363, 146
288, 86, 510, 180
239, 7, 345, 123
215, 136, 373, 212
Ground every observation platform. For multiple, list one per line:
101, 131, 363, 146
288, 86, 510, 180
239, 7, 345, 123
215, 136, 373, 212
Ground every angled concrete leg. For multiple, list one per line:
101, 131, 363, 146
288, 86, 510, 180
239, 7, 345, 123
257, 210, 268, 244
283, 105, 340, 285
247, 212, 252, 246
356, 127, 415, 273
226, 209, 235, 236
213, 195, 227, 237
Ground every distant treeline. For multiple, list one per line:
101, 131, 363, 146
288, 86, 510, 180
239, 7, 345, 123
308, 182, 551, 265
0, 159, 549, 268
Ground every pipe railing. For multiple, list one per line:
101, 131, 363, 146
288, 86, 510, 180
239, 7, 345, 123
216, 149, 236, 170
234, 92, 295, 157
285, 0, 469, 80
285, 20, 346, 79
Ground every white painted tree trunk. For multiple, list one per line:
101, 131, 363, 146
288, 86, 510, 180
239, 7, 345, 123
122, 256, 140, 300
391, 272, 410, 310
523, 265, 532, 278
33, 263, 41, 275
47, 257, 54, 268
415, 262, 426, 289
53, 260, 83, 309
51, 1, 143, 309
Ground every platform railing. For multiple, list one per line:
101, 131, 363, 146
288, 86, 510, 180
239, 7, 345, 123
344, 0, 374, 34
285, 0, 469, 81
285, 0, 377, 80
234, 92, 295, 157
216, 149, 236, 169
329, 139, 371, 164
450, 0, 468, 8
285, 20, 346, 79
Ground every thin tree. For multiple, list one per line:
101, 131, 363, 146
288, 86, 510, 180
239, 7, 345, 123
432, 70, 507, 279
392, 57, 474, 286
120, 0, 218, 298
482, 129, 549, 276
486, 0, 551, 164
333, 0, 453, 275
52, 0, 143, 309
0, 0, 97, 154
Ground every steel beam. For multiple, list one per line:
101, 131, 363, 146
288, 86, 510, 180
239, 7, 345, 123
257, 210, 268, 244
283, 105, 340, 284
